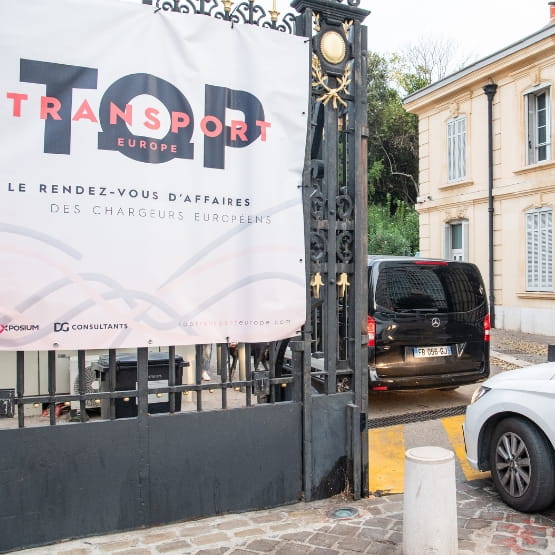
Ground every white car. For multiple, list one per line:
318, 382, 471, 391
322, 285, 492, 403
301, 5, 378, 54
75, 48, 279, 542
464, 362, 555, 512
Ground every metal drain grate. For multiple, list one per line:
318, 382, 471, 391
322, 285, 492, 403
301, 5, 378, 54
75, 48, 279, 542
329, 507, 359, 519
368, 405, 467, 429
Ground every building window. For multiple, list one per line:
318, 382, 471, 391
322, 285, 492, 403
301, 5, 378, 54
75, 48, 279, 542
526, 208, 553, 291
442, 220, 469, 261
525, 85, 551, 164
447, 116, 466, 182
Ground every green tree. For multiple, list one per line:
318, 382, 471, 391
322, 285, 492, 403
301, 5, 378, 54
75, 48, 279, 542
365, 38, 469, 254
366, 38, 469, 207
368, 196, 419, 256
366, 52, 419, 206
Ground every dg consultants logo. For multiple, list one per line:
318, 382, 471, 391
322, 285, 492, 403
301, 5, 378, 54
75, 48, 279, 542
54, 322, 128, 332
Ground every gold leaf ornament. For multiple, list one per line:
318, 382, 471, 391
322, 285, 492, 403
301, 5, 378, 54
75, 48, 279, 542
311, 54, 351, 109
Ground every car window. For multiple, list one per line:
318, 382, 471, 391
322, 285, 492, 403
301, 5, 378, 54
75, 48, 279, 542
373, 262, 485, 313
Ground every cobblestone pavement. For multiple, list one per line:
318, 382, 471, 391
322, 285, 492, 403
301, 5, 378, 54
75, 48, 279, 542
17, 485, 555, 555
16, 329, 555, 555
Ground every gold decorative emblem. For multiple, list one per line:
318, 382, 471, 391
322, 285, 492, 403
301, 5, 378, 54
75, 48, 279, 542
320, 31, 346, 65
312, 54, 352, 109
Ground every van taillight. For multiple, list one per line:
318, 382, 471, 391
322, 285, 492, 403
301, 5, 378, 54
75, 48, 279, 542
483, 313, 491, 342
367, 315, 376, 347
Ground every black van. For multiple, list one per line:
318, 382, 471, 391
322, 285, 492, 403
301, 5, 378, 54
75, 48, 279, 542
367, 255, 490, 391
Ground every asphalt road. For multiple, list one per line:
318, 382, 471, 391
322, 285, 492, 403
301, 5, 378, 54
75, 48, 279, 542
367, 357, 512, 421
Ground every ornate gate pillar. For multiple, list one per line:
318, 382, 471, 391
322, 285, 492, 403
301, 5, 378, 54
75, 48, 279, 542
292, 0, 370, 500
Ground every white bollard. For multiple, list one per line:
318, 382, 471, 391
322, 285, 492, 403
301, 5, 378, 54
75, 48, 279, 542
403, 446, 458, 555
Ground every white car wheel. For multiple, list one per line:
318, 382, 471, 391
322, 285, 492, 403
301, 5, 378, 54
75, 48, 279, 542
489, 417, 555, 513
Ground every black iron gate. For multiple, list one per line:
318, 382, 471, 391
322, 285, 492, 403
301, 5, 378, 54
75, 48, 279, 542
0, 0, 368, 552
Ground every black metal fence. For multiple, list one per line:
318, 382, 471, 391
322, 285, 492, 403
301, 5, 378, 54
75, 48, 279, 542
2, 340, 298, 429
0, 0, 370, 550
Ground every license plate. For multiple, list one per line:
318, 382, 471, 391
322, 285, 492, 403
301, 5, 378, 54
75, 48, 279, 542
413, 346, 452, 358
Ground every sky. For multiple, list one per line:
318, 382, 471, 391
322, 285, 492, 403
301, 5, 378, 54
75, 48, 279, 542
344, 0, 550, 61
124, 0, 552, 63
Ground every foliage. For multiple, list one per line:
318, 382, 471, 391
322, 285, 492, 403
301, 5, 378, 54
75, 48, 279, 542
366, 52, 419, 206
364, 37, 468, 253
368, 196, 419, 256
366, 38, 469, 207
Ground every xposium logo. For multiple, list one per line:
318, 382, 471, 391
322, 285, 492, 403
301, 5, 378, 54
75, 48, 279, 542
0, 324, 40, 333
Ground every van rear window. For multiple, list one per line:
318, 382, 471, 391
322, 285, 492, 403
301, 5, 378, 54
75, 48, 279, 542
373, 262, 486, 313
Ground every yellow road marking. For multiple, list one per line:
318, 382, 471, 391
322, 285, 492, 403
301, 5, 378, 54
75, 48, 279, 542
368, 416, 490, 494
441, 415, 490, 481
368, 425, 405, 495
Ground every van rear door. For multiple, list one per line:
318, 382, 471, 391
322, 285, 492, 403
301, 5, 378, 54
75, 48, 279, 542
370, 260, 489, 381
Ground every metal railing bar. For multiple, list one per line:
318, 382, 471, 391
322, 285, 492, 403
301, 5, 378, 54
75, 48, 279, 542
168, 345, 176, 413
16, 351, 24, 428
220, 344, 228, 410
77, 350, 87, 422
245, 344, 253, 407
268, 342, 276, 403
48, 350, 56, 426
195, 345, 203, 412
108, 349, 116, 420
16, 390, 138, 404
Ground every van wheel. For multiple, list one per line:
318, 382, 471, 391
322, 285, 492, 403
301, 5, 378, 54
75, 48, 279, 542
488, 417, 555, 512
437, 386, 458, 391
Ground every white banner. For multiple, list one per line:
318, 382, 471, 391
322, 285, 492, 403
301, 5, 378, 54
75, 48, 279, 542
0, 0, 309, 350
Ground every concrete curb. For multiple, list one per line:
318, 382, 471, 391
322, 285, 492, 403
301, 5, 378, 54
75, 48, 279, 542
490, 349, 533, 367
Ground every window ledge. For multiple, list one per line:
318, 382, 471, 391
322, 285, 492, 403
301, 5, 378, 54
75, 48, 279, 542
513, 160, 555, 175
439, 178, 474, 189
517, 291, 555, 300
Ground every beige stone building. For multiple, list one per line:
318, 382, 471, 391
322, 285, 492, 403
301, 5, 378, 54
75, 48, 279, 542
403, 16, 555, 337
